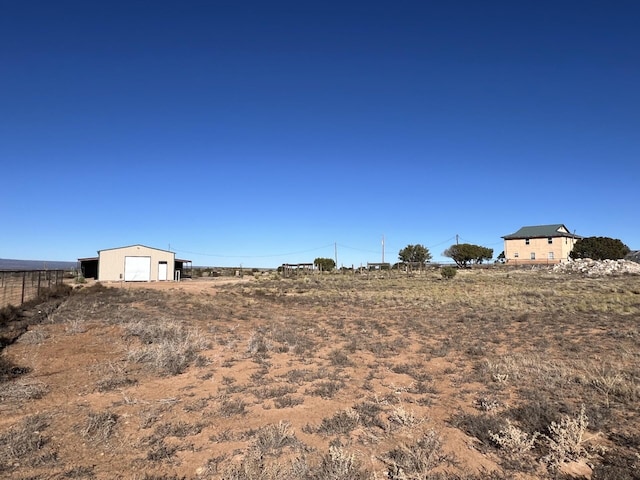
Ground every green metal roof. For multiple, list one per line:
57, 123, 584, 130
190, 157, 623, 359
502, 224, 581, 239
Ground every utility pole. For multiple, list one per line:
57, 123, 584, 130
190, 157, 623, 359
334, 242, 338, 268
382, 235, 385, 263
456, 234, 459, 245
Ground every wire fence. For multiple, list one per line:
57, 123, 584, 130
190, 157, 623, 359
0, 270, 65, 309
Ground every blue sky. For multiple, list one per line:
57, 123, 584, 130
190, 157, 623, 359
2, 1, 638, 267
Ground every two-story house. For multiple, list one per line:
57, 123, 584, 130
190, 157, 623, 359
502, 224, 581, 264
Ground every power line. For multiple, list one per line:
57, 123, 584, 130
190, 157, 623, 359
340, 236, 458, 255
172, 234, 499, 262
336, 243, 379, 254
427, 236, 457, 249
457, 236, 503, 247
172, 243, 334, 259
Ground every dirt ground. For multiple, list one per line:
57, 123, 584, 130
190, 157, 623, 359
1, 271, 639, 479
89, 275, 254, 291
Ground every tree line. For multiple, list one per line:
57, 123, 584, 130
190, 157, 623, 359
398, 243, 494, 268
312, 236, 631, 272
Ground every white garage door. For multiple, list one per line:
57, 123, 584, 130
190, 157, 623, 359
124, 256, 151, 281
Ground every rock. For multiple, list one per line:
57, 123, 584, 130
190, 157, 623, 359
560, 458, 592, 479
553, 259, 640, 276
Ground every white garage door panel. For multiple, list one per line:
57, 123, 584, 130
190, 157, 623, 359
125, 256, 151, 281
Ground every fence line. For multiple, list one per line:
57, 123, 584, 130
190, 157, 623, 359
0, 270, 65, 309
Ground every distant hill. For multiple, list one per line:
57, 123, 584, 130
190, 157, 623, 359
0, 258, 78, 271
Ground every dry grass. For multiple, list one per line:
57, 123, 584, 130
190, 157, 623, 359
1, 269, 639, 479
81, 411, 119, 445
0, 413, 54, 472
0, 379, 49, 401
381, 430, 453, 479
125, 319, 210, 375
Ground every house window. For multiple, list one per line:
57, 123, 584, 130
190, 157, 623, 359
514, 252, 519, 258
548, 252, 554, 260
530, 252, 536, 260
548, 237, 553, 244
525, 238, 530, 245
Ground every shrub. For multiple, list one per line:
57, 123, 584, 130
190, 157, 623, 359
591, 449, 640, 480
62, 466, 96, 478
353, 400, 384, 429
388, 404, 422, 429
126, 320, 209, 375
0, 379, 49, 401
218, 396, 247, 417
313, 409, 360, 436
315, 446, 369, 480
542, 405, 589, 468
440, 266, 457, 279
81, 411, 119, 444
0, 414, 50, 469
95, 375, 137, 392
247, 330, 272, 356
489, 420, 539, 458
253, 421, 299, 455
254, 384, 297, 400
382, 430, 453, 479
328, 348, 353, 366
273, 395, 304, 409
307, 380, 344, 399
570, 236, 630, 260
146, 438, 178, 462
141, 475, 186, 480
506, 393, 562, 436
451, 412, 507, 447
1, 356, 30, 381
154, 420, 204, 438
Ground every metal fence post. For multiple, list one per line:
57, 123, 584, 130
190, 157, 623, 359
21, 271, 27, 304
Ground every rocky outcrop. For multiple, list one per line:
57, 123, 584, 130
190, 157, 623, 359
553, 258, 640, 276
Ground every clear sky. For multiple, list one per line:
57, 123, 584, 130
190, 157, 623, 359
2, 1, 639, 268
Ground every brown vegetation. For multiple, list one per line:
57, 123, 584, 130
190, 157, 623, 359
1, 270, 639, 479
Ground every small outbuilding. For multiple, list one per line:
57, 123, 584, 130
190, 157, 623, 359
78, 245, 191, 282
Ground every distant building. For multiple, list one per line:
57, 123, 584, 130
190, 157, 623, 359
625, 250, 640, 264
78, 244, 191, 281
502, 224, 581, 264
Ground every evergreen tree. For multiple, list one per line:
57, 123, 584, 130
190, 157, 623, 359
570, 237, 630, 260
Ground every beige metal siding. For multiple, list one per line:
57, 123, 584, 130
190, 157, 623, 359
98, 245, 175, 281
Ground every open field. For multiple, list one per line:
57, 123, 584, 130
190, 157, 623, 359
1, 270, 640, 479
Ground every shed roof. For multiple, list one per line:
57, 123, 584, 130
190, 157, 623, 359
79, 246, 191, 263
502, 224, 581, 239
97, 244, 174, 254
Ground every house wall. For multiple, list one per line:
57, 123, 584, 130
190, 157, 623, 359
98, 245, 175, 281
504, 236, 578, 264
